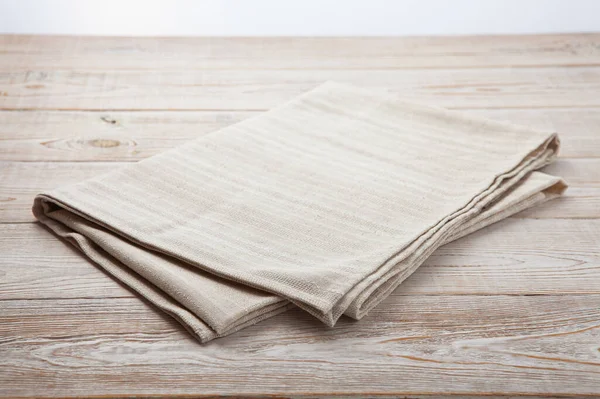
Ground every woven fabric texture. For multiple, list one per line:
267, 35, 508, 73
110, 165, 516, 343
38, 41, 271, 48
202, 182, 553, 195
33, 82, 566, 342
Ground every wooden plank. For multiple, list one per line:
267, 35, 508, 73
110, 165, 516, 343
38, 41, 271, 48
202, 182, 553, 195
1, 33, 599, 398
0, 110, 255, 161
1, 67, 600, 111
0, 161, 120, 223
543, 158, 600, 187
470, 108, 600, 159
1, 294, 600, 397
514, 186, 600, 219
1, 219, 598, 300
2, 34, 600, 71
2, 158, 597, 223
1, 108, 599, 162
0, 222, 133, 300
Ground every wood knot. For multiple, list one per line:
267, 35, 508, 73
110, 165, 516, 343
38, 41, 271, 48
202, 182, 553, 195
100, 116, 118, 125
89, 139, 121, 148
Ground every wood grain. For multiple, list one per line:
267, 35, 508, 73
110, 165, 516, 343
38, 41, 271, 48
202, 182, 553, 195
0, 161, 120, 223
1, 108, 599, 161
2, 34, 599, 70
1, 219, 598, 301
2, 67, 600, 111
0, 110, 254, 161
1, 33, 600, 398
1, 295, 600, 397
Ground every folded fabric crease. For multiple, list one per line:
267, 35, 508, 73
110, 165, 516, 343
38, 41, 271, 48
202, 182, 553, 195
32, 81, 567, 342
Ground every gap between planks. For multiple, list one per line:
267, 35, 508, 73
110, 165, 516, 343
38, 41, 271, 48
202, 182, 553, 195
4, 105, 600, 112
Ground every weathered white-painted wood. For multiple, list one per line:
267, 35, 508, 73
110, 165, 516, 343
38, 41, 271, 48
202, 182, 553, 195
2, 34, 599, 71
1, 108, 599, 161
1, 67, 600, 110
2, 159, 596, 223
513, 186, 600, 219
2, 33, 600, 398
1, 219, 598, 300
1, 295, 600, 397
0, 161, 120, 223
543, 158, 600, 187
0, 110, 254, 161
469, 108, 600, 159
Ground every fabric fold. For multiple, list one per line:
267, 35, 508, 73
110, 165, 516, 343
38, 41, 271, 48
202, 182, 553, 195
33, 81, 566, 342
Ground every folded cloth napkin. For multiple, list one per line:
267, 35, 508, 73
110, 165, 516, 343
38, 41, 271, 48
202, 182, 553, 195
33, 82, 566, 343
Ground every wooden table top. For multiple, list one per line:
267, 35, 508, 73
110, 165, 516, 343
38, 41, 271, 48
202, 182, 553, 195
1, 34, 599, 398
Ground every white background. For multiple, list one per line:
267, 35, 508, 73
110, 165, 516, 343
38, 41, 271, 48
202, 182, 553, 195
1, 0, 599, 36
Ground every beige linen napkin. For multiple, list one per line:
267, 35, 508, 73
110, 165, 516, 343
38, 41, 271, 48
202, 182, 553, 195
33, 82, 566, 342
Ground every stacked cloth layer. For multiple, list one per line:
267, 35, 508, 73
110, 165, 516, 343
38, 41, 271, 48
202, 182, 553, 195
33, 82, 567, 343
